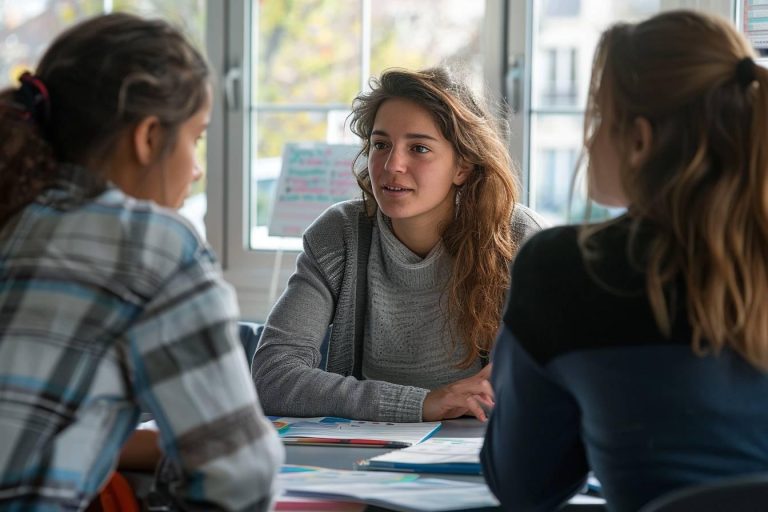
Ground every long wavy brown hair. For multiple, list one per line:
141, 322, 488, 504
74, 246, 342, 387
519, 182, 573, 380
349, 67, 519, 368
0, 13, 210, 227
583, 10, 768, 369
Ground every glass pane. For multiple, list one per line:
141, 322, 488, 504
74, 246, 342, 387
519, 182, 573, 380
0, 0, 207, 237
249, 0, 487, 250
531, 114, 620, 223
530, 114, 582, 224
1, 1, 103, 84
528, 0, 736, 224
114, 0, 206, 47
254, 1, 362, 106
528, 0, 702, 225
370, 0, 486, 79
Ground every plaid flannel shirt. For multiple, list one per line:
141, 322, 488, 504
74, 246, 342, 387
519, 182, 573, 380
0, 165, 283, 511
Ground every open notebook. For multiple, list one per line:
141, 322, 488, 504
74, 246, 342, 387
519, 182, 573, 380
270, 416, 442, 448
278, 465, 498, 512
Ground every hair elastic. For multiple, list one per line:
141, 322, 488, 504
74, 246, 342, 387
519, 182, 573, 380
15, 71, 51, 126
735, 57, 757, 88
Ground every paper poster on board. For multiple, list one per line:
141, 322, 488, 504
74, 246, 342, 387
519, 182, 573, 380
741, 1, 768, 57
268, 142, 362, 237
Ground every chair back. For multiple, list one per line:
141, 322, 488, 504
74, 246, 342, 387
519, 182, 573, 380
639, 473, 768, 512
238, 321, 264, 367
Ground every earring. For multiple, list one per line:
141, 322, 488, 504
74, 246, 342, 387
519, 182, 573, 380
454, 187, 462, 219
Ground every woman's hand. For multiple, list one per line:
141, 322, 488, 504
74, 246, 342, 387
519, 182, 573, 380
422, 364, 495, 422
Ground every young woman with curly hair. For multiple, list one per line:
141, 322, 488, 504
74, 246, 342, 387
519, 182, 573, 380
253, 67, 544, 422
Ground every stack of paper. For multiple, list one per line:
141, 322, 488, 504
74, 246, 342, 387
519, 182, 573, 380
356, 437, 483, 475
278, 465, 499, 512
270, 416, 442, 448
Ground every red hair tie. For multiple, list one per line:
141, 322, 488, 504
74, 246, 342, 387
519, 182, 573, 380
16, 71, 51, 126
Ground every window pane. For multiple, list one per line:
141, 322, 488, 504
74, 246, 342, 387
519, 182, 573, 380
0, 0, 207, 237
529, 1, 689, 225
370, 0, 485, 78
114, 0, 205, 47
254, 1, 362, 106
249, 0, 487, 250
530, 114, 582, 223
1, 1, 102, 84
529, 0, 731, 224
544, 0, 581, 17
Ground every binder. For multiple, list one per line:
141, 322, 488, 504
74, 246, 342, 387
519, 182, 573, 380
355, 437, 483, 475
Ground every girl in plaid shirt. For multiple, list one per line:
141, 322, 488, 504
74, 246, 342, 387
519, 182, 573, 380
0, 13, 283, 511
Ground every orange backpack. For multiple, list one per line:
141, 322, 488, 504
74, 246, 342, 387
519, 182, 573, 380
87, 472, 140, 512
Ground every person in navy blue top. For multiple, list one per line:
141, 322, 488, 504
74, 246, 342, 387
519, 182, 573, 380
481, 10, 768, 512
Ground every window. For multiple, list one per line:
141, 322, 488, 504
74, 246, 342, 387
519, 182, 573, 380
206, 1, 504, 319
210, 0, 734, 318
519, 0, 732, 225
8, 1, 736, 319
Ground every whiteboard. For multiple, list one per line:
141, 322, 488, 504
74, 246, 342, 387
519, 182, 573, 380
268, 142, 363, 237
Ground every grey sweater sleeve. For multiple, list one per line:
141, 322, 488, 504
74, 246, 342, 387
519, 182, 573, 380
511, 203, 548, 247
252, 202, 546, 423
252, 205, 427, 422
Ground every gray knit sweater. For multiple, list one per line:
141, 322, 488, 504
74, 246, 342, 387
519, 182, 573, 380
252, 199, 545, 422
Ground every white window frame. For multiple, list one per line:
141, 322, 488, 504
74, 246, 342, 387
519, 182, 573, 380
208, 0, 737, 320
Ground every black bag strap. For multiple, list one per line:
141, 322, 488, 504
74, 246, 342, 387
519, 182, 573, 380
352, 211, 373, 379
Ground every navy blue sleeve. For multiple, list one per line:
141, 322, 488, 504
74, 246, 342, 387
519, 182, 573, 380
481, 227, 589, 510
481, 326, 588, 511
